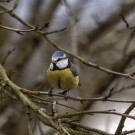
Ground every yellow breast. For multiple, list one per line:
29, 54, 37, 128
47, 68, 79, 90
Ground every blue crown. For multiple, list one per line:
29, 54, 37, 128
52, 51, 66, 58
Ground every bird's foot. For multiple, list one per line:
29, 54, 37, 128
48, 88, 53, 97
60, 90, 68, 100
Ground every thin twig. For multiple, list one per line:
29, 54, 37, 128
51, 101, 57, 117
0, 0, 18, 14
123, 30, 135, 56
62, 120, 112, 135
0, 64, 68, 135
26, 106, 33, 135
0, 24, 39, 35
9, 0, 19, 12
115, 103, 135, 135
37, 121, 44, 135
0, 23, 67, 36
39, 22, 49, 30
29, 95, 81, 112
63, 0, 79, 66
52, 109, 135, 121
58, 122, 71, 135
22, 89, 135, 104
121, 15, 135, 29
1, 48, 16, 66
0, 64, 93, 135
43, 27, 67, 35
0, 0, 13, 2
112, 84, 135, 95
122, 129, 135, 135
0, 4, 135, 81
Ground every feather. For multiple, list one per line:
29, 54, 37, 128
70, 67, 78, 76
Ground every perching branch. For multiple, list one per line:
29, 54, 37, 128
0, 64, 100, 135
21, 89, 135, 104
0, 64, 69, 135
0, 2, 135, 134
1, 64, 135, 135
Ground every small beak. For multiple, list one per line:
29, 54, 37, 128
52, 60, 55, 63
52, 61, 57, 65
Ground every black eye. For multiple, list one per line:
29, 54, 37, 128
56, 58, 63, 62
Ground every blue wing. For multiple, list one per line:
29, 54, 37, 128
70, 67, 78, 76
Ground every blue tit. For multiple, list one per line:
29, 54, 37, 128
47, 50, 79, 100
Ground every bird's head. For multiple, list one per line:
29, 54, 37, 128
50, 51, 71, 70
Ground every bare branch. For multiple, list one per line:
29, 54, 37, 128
0, 24, 39, 35
62, 120, 112, 135
0, 64, 68, 135
26, 107, 33, 135
1, 48, 16, 66
0, 64, 97, 135
29, 95, 81, 112
1, 4, 135, 81
0, 23, 67, 36
121, 15, 135, 29
22, 89, 135, 104
104, 87, 114, 100
122, 129, 135, 135
115, 103, 135, 135
0, 0, 13, 2
44, 27, 67, 35
52, 109, 135, 121
0, 0, 19, 14
39, 22, 49, 30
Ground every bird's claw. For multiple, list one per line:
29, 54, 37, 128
48, 88, 53, 97
60, 90, 68, 100
64, 94, 68, 100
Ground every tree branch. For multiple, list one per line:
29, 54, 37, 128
0, 64, 68, 135
0, 4, 135, 81
115, 103, 135, 135
62, 119, 112, 135
21, 89, 135, 104
52, 109, 135, 121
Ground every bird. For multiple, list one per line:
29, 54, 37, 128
47, 50, 79, 100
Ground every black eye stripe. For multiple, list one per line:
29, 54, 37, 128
56, 57, 66, 62
51, 58, 71, 71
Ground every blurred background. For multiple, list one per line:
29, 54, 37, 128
0, 0, 135, 135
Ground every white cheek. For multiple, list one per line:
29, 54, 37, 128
56, 59, 68, 69
49, 63, 53, 70
56, 62, 63, 68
